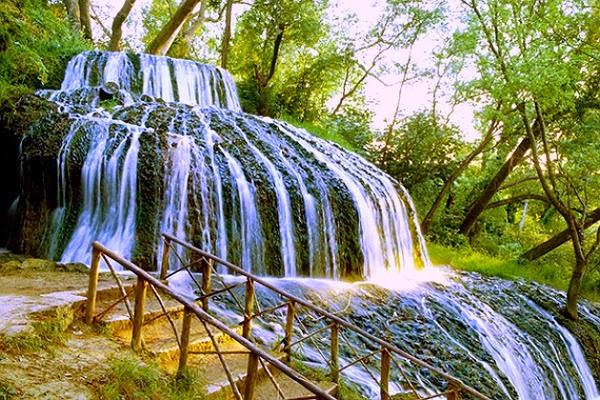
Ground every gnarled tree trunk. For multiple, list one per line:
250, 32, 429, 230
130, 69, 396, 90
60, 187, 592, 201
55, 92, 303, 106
108, 0, 137, 51
459, 132, 536, 235
78, 0, 93, 40
147, 0, 201, 56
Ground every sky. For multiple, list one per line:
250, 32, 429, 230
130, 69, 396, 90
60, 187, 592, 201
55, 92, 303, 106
92, 0, 480, 141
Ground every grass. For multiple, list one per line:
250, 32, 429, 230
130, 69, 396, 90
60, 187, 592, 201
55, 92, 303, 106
428, 242, 600, 302
0, 306, 73, 354
280, 116, 358, 152
0, 381, 18, 400
96, 355, 205, 400
337, 378, 369, 400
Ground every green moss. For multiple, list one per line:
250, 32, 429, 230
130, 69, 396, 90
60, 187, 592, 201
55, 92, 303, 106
133, 127, 164, 269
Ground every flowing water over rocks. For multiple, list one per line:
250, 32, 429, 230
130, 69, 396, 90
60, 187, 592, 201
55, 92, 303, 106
6, 50, 600, 399
22, 50, 429, 278
203, 271, 600, 400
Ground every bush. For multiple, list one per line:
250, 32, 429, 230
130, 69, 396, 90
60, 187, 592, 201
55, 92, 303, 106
0, 0, 88, 108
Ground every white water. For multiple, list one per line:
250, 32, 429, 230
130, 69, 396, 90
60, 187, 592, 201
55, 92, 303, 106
58, 119, 142, 265
222, 150, 265, 272
61, 51, 241, 110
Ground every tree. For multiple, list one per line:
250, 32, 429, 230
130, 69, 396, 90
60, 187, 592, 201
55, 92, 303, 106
376, 112, 465, 192
220, 0, 234, 68
455, 0, 600, 318
522, 209, 600, 261
147, 0, 202, 56
62, 0, 80, 31
330, 0, 441, 118
108, 0, 137, 51
422, 108, 499, 234
229, 0, 326, 116
78, 0, 93, 40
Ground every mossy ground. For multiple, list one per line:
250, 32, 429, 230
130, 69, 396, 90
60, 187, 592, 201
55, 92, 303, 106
428, 242, 600, 302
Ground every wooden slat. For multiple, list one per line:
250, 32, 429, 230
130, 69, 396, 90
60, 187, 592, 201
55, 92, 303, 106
85, 246, 101, 324
244, 353, 260, 400
131, 277, 147, 352
177, 306, 193, 375
381, 348, 391, 400
243, 278, 255, 339
160, 236, 171, 280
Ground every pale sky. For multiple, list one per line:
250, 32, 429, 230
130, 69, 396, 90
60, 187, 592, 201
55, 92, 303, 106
92, 0, 480, 141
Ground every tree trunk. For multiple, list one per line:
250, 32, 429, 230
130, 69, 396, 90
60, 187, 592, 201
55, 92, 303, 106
220, 0, 234, 69
421, 120, 496, 234
255, 24, 285, 116
78, 0, 93, 40
460, 133, 535, 235
63, 0, 80, 30
147, 0, 201, 56
565, 245, 587, 320
183, 1, 207, 45
521, 207, 600, 260
108, 0, 137, 51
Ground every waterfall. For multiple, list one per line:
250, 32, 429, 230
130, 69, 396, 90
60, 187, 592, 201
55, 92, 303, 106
17, 50, 599, 399
38, 50, 429, 278
51, 118, 142, 265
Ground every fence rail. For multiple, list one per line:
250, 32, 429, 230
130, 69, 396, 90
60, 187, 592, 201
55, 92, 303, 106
85, 233, 492, 400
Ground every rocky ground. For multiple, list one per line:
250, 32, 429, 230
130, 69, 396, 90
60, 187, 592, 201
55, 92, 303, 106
0, 252, 133, 399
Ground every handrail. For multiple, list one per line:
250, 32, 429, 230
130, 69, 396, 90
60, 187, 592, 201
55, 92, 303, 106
161, 232, 492, 400
89, 240, 335, 400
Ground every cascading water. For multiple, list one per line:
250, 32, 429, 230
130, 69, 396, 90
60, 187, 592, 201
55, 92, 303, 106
36, 50, 428, 277
14, 50, 599, 399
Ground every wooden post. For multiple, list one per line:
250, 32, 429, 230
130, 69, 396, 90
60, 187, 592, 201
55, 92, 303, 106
85, 245, 102, 324
244, 352, 260, 400
447, 381, 461, 400
131, 277, 147, 352
380, 348, 391, 400
284, 301, 295, 362
160, 236, 171, 280
330, 322, 339, 384
242, 278, 255, 339
201, 258, 212, 311
177, 306, 193, 375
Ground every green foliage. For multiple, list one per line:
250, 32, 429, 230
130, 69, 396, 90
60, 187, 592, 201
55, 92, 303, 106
281, 113, 374, 154
429, 243, 600, 302
98, 355, 205, 400
374, 111, 467, 217
0, 0, 88, 107
230, 0, 348, 118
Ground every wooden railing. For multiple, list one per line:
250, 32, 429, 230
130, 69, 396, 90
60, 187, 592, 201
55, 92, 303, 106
85, 233, 492, 400
85, 241, 335, 400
